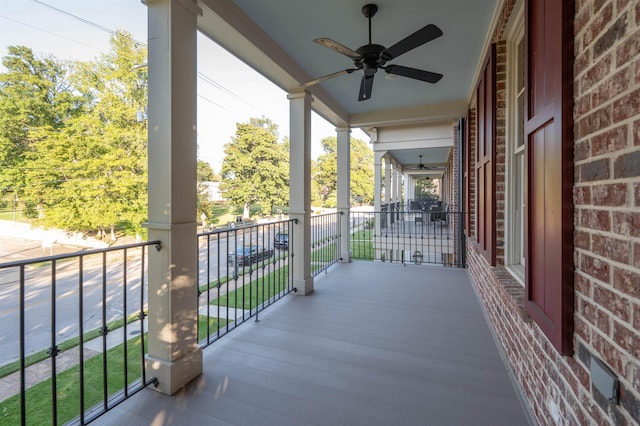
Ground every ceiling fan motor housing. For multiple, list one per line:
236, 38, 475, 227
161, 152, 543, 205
362, 4, 378, 18
355, 44, 386, 75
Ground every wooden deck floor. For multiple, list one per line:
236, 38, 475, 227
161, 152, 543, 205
93, 262, 532, 426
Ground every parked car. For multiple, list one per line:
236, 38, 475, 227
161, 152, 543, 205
227, 246, 274, 266
274, 232, 289, 249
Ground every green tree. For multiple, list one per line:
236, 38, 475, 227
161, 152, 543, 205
220, 117, 289, 217
414, 178, 438, 199
350, 137, 375, 204
197, 160, 217, 181
12, 32, 148, 238
312, 136, 374, 207
197, 159, 217, 220
0, 46, 81, 206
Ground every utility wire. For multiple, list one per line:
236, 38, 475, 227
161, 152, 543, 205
0, 14, 104, 53
25, 1, 265, 118
29, 0, 145, 46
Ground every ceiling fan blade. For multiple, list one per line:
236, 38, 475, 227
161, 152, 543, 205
300, 68, 358, 88
381, 24, 443, 61
385, 65, 443, 83
314, 38, 362, 60
358, 75, 374, 101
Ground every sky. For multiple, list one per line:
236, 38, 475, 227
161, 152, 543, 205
0, 0, 368, 171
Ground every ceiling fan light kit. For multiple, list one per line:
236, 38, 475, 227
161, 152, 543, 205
300, 3, 443, 101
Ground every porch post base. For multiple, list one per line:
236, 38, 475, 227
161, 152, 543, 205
145, 347, 203, 395
293, 277, 313, 295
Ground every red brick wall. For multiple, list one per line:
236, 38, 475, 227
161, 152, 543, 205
466, 0, 640, 424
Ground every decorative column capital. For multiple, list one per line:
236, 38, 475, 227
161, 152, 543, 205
143, 0, 202, 16
287, 91, 313, 102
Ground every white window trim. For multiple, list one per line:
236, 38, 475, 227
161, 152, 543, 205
504, 1, 525, 285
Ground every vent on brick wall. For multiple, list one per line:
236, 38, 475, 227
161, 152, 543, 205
590, 357, 619, 405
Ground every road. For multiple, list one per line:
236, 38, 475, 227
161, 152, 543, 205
0, 227, 281, 366
0, 219, 341, 366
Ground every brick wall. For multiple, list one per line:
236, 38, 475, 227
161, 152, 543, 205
573, 0, 640, 422
466, 0, 640, 424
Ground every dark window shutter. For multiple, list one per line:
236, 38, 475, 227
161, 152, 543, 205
475, 44, 496, 266
524, 0, 574, 355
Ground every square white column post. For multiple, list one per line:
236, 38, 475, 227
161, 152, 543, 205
374, 151, 384, 242
384, 157, 392, 231
395, 166, 402, 210
392, 164, 398, 218
336, 127, 351, 262
288, 92, 313, 294
144, 0, 202, 395
405, 173, 413, 206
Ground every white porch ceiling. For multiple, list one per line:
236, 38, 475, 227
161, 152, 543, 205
197, 0, 500, 167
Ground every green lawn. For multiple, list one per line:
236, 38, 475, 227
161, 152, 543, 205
311, 243, 337, 261
212, 266, 290, 310
0, 316, 227, 425
350, 229, 374, 260
0, 314, 143, 380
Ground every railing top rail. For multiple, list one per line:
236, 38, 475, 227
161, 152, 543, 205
310, 212, 341, 219
0, 239, 162, 269
197, 218, 296, 237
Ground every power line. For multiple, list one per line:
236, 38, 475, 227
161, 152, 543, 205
0, 14, 104, 53
197, 71, 266, 116
21, 2, 267, 118
29, 0, 145, 46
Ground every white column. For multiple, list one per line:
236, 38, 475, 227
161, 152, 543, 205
336, 127, 351, 262
395, 166, 402, 209
405, 173, 413, 207
384, 158, 392, 206
145, 0, 202, 395
384, 157, 392, 232
288, 92, 313, 294
374, 151, 384, 241
392, 163, 398, 214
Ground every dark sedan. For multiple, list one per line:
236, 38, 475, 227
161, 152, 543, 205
227, 246, 274, 266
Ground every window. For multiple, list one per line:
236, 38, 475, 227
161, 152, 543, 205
506, 8, 525, 282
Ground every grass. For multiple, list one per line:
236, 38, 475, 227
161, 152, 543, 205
212, 266, 290, 310
199, 252, 289, 294
209, 202, 276, 226
0, 315, 228, 425
0, 210, 29, 222
0, 332, 147, 425
0, 313, 143, 380
350, 229, 374, 260
311, 243, 337, 262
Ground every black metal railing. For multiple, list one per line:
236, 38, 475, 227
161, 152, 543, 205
349, 210, 465, 267
197, 219, 295, 347
0, 240, 161, 426
310, 212, 341, 276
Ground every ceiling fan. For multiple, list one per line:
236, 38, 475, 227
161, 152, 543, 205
410, 155, 445, 171
300, 3, 443, 101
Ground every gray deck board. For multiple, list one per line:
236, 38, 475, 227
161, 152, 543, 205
94, 262, 531, 426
